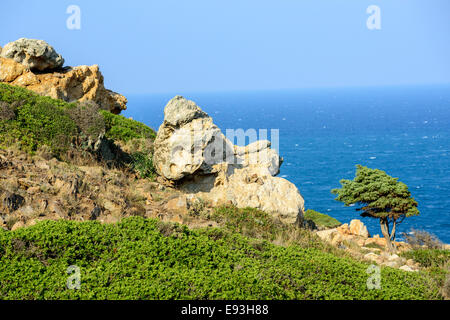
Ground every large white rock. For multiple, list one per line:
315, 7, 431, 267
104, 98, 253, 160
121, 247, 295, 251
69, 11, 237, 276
153, 96, 304, 224
154, 96, 281, 180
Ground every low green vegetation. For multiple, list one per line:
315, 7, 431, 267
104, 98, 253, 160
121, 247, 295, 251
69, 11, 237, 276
0, 84, 78, 154
0, 217, 442, 300
212, 206, 328, 250
0, 83, 156, 178
129, 151, 156, 180
213, 206, 280, 240
400, 249, 450, 298
401, 249, 450, 269
0, 83, 156, 154
304, 209, 341, 229
100, 110, 156, 143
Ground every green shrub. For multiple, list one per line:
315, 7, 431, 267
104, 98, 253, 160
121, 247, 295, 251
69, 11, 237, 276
188, 198, 209, 219
304, 209, 342, 229
0, 83, 69, 108
66, 101, 106, 139
212, 206, 338, 250
212, 206, 280, 240
401, 249, 450, 269
129, 151, 156, 179
0, 84, 78, 155
402, 229, 443, 250
0, 217, 442, 300
100, 110, 156, 143
400, 249, 450, 299
15, 101, 78, 154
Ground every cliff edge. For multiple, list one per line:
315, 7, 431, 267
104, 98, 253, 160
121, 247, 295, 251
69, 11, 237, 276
0, 38, 127, 114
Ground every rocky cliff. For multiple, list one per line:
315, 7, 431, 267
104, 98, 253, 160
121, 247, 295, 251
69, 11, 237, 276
0, 38, 126, 114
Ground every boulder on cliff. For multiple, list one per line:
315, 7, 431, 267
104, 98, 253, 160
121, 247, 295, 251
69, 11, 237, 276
153, 96, 304, 224
0, 38, 64, 71
0, 38, 126, 114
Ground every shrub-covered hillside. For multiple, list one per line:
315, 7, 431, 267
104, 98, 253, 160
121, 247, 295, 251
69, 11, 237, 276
0, 217, 442, 300
0, 83, 155, 174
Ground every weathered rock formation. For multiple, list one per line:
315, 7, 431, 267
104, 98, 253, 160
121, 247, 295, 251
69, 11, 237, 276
0, 38, 64, 71
316, 218, 410, 250
315, 218, 420, 271
0, 38, 126, 114
317, 219, 372, 246
153, 96, 305, 224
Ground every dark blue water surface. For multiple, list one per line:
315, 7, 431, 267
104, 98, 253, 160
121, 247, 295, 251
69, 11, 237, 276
123, 85, 450, 243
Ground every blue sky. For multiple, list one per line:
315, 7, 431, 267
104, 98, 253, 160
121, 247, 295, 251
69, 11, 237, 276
1, 0, 449, 94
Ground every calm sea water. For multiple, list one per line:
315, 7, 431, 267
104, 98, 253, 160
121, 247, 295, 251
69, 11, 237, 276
123, 85, 450, 243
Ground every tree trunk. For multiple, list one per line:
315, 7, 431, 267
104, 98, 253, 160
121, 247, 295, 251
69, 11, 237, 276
390, 219, 397, 241
380, 218, 395, 253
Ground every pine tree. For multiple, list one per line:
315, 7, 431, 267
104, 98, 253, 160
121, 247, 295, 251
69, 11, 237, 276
331, 165, 419, 252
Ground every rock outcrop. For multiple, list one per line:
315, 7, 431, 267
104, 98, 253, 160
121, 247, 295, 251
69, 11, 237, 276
316, 218, 411, 251
153, 96, 305, 224
0, 38, 64, 71
154, 96, 281, 180
0, 38, 126, 114
315, 218, 420, 271
349, 219, 370, 238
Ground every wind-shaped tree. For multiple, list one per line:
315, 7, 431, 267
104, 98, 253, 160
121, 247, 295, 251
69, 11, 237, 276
331, 165, 419, 252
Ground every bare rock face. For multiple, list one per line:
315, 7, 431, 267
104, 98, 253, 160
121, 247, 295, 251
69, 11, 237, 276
181, 166, 304, 224
153, 96, 305, 224
349, 219, 370, 238
154, 96, 281, 180
1, 38, 64, 71
0, 39, 127, 114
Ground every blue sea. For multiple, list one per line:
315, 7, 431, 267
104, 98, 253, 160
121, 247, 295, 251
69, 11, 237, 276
123, 85, 450, 243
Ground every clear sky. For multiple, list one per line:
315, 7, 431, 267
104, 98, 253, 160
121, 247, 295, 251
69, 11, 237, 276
1, 0, 449, 94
